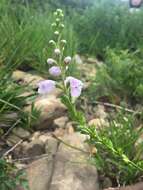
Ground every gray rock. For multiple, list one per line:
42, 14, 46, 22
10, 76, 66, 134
88, 118, 109, 129
22, 139, 45, 157
73, 54, 83, 65
25, 96, 67, 130
104, 182, 143, 190
12, 127, 31, 140
102, 177, 113, 189
26, 133, 99, 190
7, 134, 22, 146
53, 116, 69, 128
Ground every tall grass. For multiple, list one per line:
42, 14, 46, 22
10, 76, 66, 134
0, 1, 77, 72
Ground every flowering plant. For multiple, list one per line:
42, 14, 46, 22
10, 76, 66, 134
38, 9, 86, 126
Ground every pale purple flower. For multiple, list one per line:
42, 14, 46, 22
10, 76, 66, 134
64, 56, 72, 64
38, 80, 56, 94
65, 76, 83, 98
54, 48, 61, 55
47, 58, 55, 65
49, 66, 61, 77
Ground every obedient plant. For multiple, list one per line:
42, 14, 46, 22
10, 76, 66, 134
38, 9, 84, 114
38, 9, 143, 186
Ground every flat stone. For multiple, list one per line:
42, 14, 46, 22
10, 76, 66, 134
7, 134, 22, 146
53, 116, 69, 128
104, 182, 143, 190
12, 127, 31, 140
26, 133, 99, 190
88, 118, 109, 128
28, 96, 67, 130
22, 139, 45, 157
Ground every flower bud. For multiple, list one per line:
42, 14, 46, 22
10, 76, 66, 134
54, 48, 61, 55
54, 31, 59, 36
54, 12, 58, 16
60, 24, 65, 28
61, 39, 67, 44
56, 18, 60, 23
64, 56, 72, 64
51, 23, 57, 27
60, 13, 64, 18
47, 58, 56, 65
49, 40, 56, 46
57, 9, 63, 14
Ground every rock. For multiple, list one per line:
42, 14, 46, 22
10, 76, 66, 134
12, 70, 44, 89
22, 139, 45, 157
73, 54, 83, 65
12, 127, 31, 140
94, 105, 107, 120
26, 133, 99, 190
87, 57, 98, 64
12, 70, 62, 97
65, 122, 75, 134
53, 116, 69, 128
7, 134, 22, 146
102, 177, 113, 189
26, 157, 54, 190
77, 63, 96, 79
27, 96, 67, 130
104, 182, 143, 190
88, 118, 108, 128
45, 137, 58, 155
53, 128, 66, 137
30, 131, 41, 141
39, 133, 51, 143
0, 112, 18, 128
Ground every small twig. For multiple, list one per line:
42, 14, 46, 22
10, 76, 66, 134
93, 101, 142, 114
52, 134, 89, 154
2, 140, 23, 158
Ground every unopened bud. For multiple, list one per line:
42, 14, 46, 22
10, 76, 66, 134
49, 40, 56, 46
47, 58, 56, 65
54, 48, 61, 55
54, 31, 59, 36
56, 18, 60, 23
64, 56, 72, 64
61, 39, 67, 44
57, 9, 63, 14
51, 23, 57, 27
60, 13, 64, 18
54, 12, 58, 16
60, 24, 65, 28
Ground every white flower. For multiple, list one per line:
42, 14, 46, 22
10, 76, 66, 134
54, 48, 61, 55
64, 56, 72, 64
47, 58, 56, 65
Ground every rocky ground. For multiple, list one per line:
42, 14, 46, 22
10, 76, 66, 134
1, 55, 143, 190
